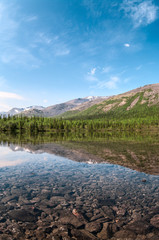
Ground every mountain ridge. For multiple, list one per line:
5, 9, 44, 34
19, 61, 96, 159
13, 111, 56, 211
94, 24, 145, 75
59, 83, 159, 119
1, 83, 159, 119
0, 96, 108, 117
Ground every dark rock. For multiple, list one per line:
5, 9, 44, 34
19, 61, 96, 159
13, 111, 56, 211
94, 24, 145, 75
142, 179, 147, 182
8, 209, 37, 222
36, 229, 46, 240
113, 229, 137, 239
90, 213, 104, 221
97, 222, 112, 239
71, 229, 98, 240
150, 215, 159, 228
0, 234, 13, 240
85, 222, 102, 233
60, 214, 84, 228
1, 195, 18, 203
125, 220, 150, 234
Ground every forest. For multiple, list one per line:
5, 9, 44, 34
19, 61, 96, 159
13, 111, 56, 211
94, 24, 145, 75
0, 114, 158, 134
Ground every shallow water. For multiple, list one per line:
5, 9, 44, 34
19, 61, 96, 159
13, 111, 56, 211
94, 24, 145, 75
0, 137, 159, 239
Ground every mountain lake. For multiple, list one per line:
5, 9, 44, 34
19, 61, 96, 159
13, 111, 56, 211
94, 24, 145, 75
0, 132, 159, 240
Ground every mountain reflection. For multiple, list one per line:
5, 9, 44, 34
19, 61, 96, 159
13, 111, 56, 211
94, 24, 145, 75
0, 132, 159, 175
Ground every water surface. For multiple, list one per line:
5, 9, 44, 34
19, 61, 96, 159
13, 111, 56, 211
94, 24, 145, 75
0, 133, 159, 239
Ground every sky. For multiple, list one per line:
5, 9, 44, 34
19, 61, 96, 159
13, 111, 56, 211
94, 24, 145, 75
0, 0, 159, 111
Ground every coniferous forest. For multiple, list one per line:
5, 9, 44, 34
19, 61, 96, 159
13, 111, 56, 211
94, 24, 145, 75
0, 114, 159, 134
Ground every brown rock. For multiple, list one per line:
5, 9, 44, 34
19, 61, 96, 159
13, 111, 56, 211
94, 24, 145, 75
85, 222, 102, 233
125, 220, 150, 234
8, 209, 37, 222
113, 229, 137, 239
97, 222, 112, 240
60, 214, 84, 228
150, 214, 159, 228
71, 229, 98, 240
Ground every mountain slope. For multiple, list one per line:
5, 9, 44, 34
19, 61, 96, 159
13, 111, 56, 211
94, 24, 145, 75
60, 83, 159, 119
19, 97, 108, 117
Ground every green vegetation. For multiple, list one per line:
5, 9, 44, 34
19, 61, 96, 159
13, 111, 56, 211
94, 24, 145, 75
0, 113, 159, 134
1, 89, 159, 133
60, 90, 159, 120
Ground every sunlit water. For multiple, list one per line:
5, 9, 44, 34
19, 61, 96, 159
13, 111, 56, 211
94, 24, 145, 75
0, 142, 159, 239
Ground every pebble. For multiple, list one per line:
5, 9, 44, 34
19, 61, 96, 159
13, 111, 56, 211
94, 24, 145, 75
0, 142, 158, 239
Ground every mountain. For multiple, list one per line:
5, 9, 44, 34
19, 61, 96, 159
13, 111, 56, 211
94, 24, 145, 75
0, 106, 44, 116
19, 97, 108, 117
60, 83, 159, 119
1, 83, 159, 119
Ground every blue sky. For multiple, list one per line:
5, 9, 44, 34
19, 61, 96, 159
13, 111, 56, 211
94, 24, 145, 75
0, 0, 159, 111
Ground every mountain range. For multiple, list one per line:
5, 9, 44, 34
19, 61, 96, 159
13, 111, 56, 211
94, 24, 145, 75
0, 106, 44, 116
0, 96, 108, 117
60, 83, 159, 119
1, 83, 159, 119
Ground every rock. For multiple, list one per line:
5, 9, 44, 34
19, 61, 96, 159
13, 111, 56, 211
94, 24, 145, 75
51, 225, 70, 239
36, 229, 46, 240
71, 229, 99, 240
135, 235, 147, 240
1, 195, 18, 203
90, 213, 104, 221
60, 213, 84, 228
85, 222, 102, 233
125, 220, 150, 234
108, 223, 119, 234
8, 209, 37, 222
97, 222, 112, 239
72, 208, 85, 221
116, 208, 126, 216
142, 179, 147, 182
0, 217, 6, 223
113, 229, 137, 239
102, 206, 114, 220
150, 214, 159, 228
0, 234, 13, 240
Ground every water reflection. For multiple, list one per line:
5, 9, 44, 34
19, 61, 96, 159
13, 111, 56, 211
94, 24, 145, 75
1, 131, 159, 174
0, 133, 159, 239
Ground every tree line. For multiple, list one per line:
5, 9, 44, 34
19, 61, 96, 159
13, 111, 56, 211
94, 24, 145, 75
0, 115, 158, 133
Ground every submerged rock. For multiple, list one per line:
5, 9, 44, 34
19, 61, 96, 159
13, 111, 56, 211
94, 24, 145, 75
150, 214, 159, 228
8, 209, 38, 222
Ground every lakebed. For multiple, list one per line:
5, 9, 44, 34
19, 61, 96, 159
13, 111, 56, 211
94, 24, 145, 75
0, 134, 159, 240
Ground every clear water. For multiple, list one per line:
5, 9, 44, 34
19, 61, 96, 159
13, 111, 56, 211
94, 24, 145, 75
0, 141, 159, 239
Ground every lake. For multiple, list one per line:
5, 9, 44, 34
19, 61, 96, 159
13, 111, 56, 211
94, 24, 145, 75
0, 132, 159, 240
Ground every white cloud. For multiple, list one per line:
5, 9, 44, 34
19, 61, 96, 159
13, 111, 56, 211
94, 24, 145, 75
55, 49, 70, 56
0, 2, 41, 68
0, 3, 18, 41
86, 75, 98, 82
105, 76, 119, 89
43, 99, 48, 104
121, 0, 159, 28
124, 77, 130, 83
0, 103, 10, 111
0, 92, 23, 100
102, 66, 112, 73
34, 32, 70, 57
82, 0, 104, 17
89, 68, 96, 75
86, 67, 98, 81
35, 32, 52, 45
1, 47, 40, 67
124, 43, 130, 47
93, 76, 120, 90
